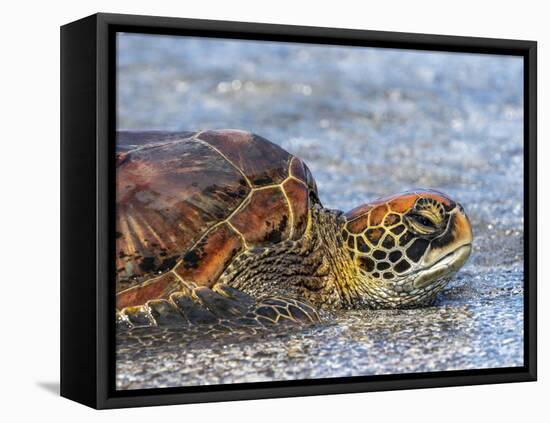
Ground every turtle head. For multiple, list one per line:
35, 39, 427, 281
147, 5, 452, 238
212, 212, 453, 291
342, 189, 472, 308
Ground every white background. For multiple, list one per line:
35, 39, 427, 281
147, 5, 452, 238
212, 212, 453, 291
1, 0, 546, 420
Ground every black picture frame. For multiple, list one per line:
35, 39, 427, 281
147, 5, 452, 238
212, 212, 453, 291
60, 12, 537, 409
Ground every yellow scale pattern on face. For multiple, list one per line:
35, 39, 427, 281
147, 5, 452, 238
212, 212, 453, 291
343, 204, 419, 282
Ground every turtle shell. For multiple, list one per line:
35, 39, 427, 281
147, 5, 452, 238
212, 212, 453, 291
116, 129, 318, 307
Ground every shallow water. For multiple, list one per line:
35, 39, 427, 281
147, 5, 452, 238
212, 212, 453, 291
116, 34, 524, 389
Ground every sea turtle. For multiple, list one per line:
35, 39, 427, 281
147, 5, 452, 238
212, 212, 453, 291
116, 130, 473, 330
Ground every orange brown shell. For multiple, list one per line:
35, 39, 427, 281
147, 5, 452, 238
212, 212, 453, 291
115, 130, 317, 308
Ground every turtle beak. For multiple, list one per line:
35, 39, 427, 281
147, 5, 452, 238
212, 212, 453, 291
408, 207, 472, 291
422, 204, 473, 272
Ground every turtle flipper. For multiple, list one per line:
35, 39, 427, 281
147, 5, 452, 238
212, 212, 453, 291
117, 284, 321, 330
147, 299, 188, 326
193, 286, 251, 318
253, 297, 321, 325
119, 305, 156, 327
170, 292, 220, 325
117, 291, 220, 329
205, 285, 322, 326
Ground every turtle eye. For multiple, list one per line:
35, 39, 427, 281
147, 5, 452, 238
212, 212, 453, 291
406, 212, 440, 235
412, 214, 434, 228
406, 197, 446, 235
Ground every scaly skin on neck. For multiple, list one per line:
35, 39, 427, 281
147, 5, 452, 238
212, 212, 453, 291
219, 205, 360, 310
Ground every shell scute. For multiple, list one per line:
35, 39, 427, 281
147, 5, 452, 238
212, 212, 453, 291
289, 157, 307, 182
116, 137, 250, 288
283, 178, 309, 240
174, 223, 243, 287
230, 187, 291, 245
116, 272, 183, 310
197, 129, 292, 186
